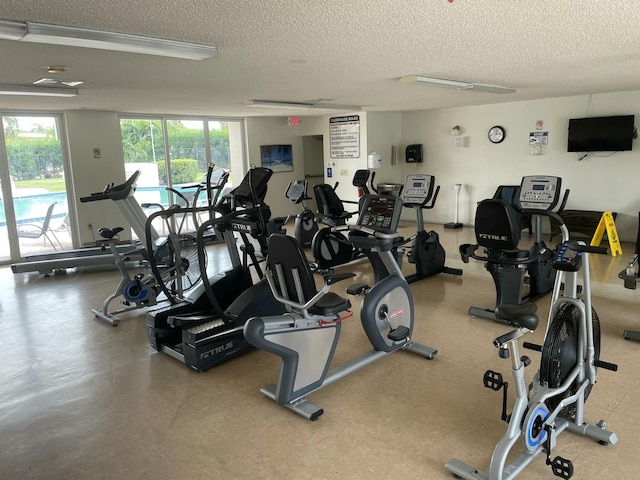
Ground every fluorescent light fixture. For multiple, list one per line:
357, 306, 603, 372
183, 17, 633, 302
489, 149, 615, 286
33, 78, 84, 87
246, 100, 315, 109
399, 75, 515, 94
246, 100, 361, 110
0, 20, 26, 40
0, 20, 217, 60
0, 85, 78, 97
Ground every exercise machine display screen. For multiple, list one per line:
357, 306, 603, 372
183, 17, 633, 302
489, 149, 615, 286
553, 241, 583, 271
518, 175, 562, 211
402, 174, 435, 207
357, 195, 403, 233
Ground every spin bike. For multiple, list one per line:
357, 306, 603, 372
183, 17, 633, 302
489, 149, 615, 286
243, 193, 437, 421
401, 174, 462, 283
285, 178, 318, 247
81, 171, 200, 325
461, 176, 569, 322
91, 227, 162, 325
446, 175, 618, 480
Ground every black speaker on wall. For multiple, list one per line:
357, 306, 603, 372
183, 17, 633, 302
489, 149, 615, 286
406, 144, 423, 163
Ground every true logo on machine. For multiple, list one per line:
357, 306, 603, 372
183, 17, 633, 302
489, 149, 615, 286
478, 233, 508, 241
200, 341, 234, 359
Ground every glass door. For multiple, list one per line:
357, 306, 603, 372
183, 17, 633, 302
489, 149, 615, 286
0, 114, 72, 262
120, 116, 246, 239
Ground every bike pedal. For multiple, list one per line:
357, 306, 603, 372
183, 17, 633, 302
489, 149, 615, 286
483, 370, 504, 391
388, 325, 410, 342
550, 456, 573, 479
346, 283, 368, 295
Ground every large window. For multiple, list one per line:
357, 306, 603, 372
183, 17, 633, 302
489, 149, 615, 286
0, 114, 72, 262
119, 116, 245, 236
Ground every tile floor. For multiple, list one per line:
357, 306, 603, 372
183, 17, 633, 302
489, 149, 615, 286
1, 221, 639, 480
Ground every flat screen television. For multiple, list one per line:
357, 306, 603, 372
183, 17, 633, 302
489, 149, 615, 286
567, 115, 635, 152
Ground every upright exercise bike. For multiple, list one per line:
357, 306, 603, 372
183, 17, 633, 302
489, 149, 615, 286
446, 175, 618, 480
401, 174, 462, 283
243, 193, 437, 421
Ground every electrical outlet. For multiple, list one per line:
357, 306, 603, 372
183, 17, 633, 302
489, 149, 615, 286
88, 223, 93, 231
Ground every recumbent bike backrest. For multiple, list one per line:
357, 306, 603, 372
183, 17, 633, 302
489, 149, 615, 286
267, 233, 319, 306
474, 198, 522, 251
313, 184, 347, 218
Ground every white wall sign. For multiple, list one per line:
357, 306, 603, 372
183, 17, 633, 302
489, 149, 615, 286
529, 131, 549, 145
330, 115, 360, 159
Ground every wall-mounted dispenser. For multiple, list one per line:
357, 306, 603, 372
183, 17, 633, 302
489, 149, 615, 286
367, 152, 382, 169
406, 144, 423, 163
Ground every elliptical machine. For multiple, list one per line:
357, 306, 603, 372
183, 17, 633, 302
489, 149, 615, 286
461, 176, 569, 322
243, 193, 437, 421
145, 167, 287, 371
401, 174, 463, 283
285, 178, 318, 247
446, 175, 618, 480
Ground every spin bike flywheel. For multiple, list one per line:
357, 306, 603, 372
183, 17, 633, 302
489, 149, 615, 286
152, 234, 206, 298
539, 302, 601, 416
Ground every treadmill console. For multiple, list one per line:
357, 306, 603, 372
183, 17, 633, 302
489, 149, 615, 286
401, 174, 435, 207
357, 195, 403, 234
518, 175, 561, 211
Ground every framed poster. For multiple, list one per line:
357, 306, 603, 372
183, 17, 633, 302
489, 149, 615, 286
260, 144, 293, 172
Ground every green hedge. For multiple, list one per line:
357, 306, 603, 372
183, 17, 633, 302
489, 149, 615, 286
156, 159, 199, 184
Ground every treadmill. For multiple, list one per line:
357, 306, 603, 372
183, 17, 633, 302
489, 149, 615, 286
11, 171, 154, 274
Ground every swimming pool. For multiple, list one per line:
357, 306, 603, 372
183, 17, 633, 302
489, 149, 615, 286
0, 187, 175, 226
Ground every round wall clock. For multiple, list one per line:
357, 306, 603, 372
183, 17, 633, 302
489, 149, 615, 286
488, 126, 506, 144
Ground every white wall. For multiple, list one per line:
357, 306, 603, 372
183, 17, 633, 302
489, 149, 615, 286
399, 91, 640, 241
366, 112, 403, 191
245, 116, 304, 219
64, 110, 129, 245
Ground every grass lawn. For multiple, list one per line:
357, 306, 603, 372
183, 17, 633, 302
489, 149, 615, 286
15, 178, 66, 192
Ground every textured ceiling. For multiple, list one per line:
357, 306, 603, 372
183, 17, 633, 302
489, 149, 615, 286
0, 0, 639, 116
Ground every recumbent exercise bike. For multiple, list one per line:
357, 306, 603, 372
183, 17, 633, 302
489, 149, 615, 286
243, 193, 437, 421
309, 170, 372, 271
460, 176, 569, 322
